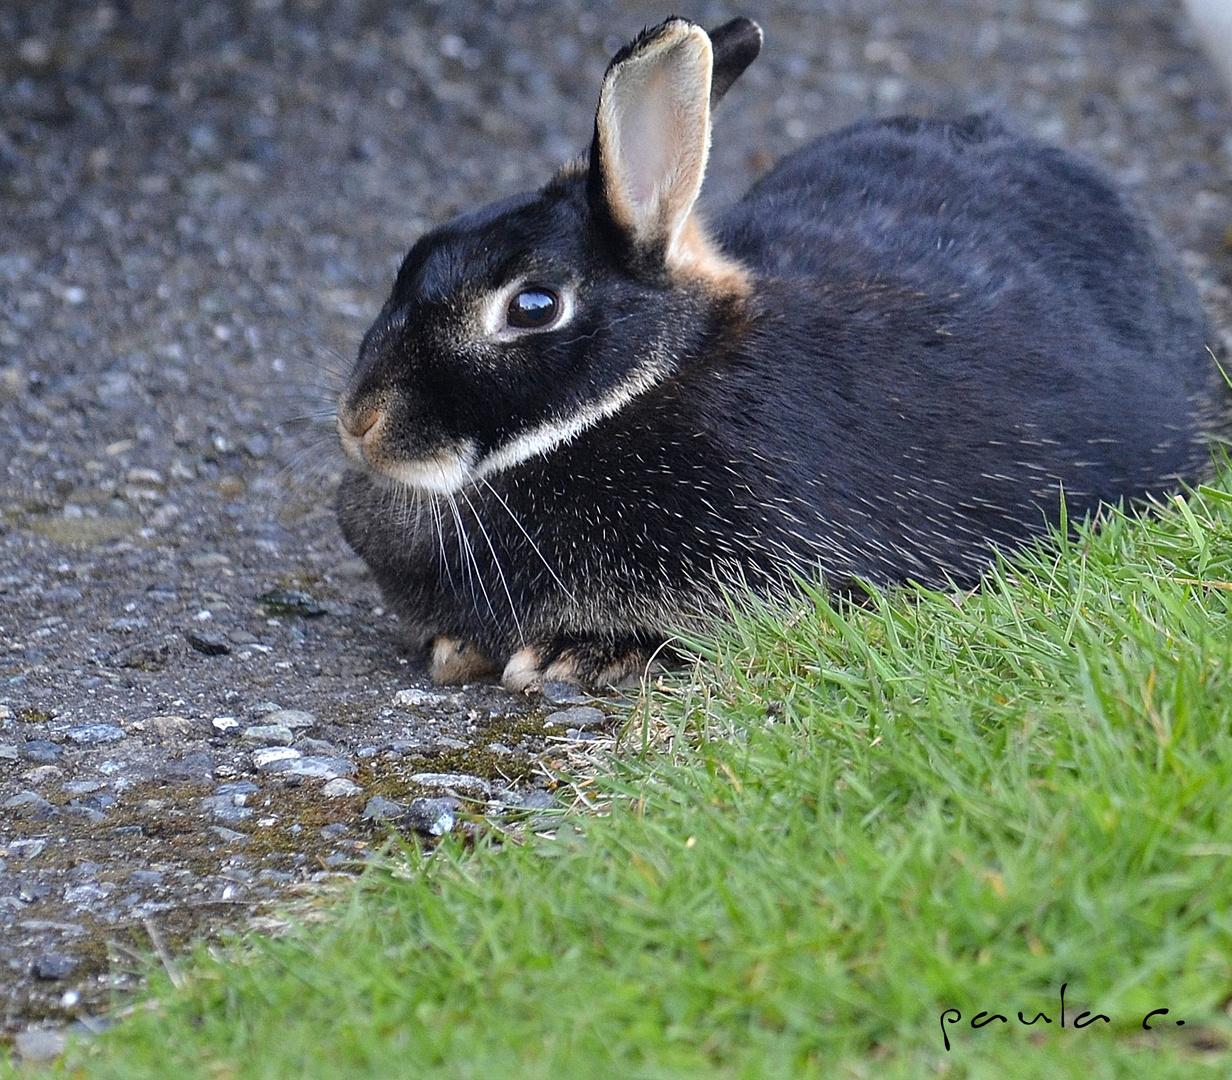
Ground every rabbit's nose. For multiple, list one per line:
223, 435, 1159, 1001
338, 402, 381, 439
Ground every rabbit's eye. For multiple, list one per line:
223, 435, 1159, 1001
506, 288, 560, 330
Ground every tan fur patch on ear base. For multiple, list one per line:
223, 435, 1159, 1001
669, 213, 752, 296
596, 20, 714, 256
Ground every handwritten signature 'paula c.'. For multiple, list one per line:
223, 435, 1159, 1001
940, 983, 1185, 1051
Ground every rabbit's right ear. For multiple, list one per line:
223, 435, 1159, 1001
588, 19, 714, 275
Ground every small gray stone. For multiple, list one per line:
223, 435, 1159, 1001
32, 953, 78, 980
65, 723, 126, 745
62, 780, 105, 795
257, 589, 327, 618
210, 826, 249, 845
3, 791, 59, 820
362, 795, 404, 821
319, 823, 348, 840
129, 870, 163, 886
240, 724, 293, 746
213, 780, 259, 796
541, 681, 591, 705
321, 777, 361, 798
20, 743, 61, 768
14, 1028, 67, 1063
200, 794, 254, 824
185, 629, 231, 655
393, 686, 453, 708
63, 883, 108, 906
63, 805, 107, 824
252, 746, 301, 771
262, 708, 316, 729
279, 756, 355, 780
0, 743, 18, 760
21, 740, 62, 763
409, 772, 492, 797
244, 434, 270, 458
543, 706, 606, 729
9, 838, 47, 859
514, 790, 556, 811
404, 796, 460, 837
160, 751, 214, 782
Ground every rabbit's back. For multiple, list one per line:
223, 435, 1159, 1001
698, 114, 1222, 586
718, 114, 1207, 365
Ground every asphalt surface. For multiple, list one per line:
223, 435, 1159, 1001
3, 0, 1232, 1055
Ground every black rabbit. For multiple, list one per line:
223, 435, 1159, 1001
336, 16, 1224, 690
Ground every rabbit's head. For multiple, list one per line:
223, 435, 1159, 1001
336, 17, 761, 496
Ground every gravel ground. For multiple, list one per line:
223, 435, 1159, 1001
3, 0, 1232, 1055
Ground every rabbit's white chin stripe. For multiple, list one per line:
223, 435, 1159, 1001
475, 357, 672, 482
384, 447, 478, 494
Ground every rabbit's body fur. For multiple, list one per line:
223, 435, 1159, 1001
337, 18, 1223, 689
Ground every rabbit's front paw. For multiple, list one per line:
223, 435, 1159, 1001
429, 636, 498, 685
501, 637, 662, 693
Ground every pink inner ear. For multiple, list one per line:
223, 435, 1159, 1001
618, 69, 674, 207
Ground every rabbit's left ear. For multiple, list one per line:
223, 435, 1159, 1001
588, 19, 713, 271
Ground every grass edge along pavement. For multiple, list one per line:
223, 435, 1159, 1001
10, 480, 1232, 1078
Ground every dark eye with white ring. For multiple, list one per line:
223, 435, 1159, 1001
505, 287, 560, 331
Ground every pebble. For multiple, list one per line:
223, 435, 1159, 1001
516, 790, 556, 811
9, 839, 47, 859
65, 724, 126, 745
257, 589, 327, 617
201, 794, 254, 824
63, 884, 108, 906
159, 751, 214, 782
362, 795, 404, 821
404, 796, 460, 836
393, 686, 458, 708
32, 953, 78, 980
4, 791, 59, 820
14, 1028, 67, 1063
145, 715, 194, 740
279, 756, 356, 780
0, 743, 18, 760
214, 780, 259, 797
21, 740, 62, 763
184, 629, 231, 655
62, 780, 104, 796
262, 709, 316, 729
240, 724, 293, 746
251, 746, 300, 771
321, 777, 361, 798
541, 680, 592, 705
63, 805, 106, 824
129, 870, 163, 886
409, 772, 492, 797
543, 706, 606, 729
210, 826, 248, 845
319, 823, 348, 840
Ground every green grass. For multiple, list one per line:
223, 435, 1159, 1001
16, 484, 1232, 1077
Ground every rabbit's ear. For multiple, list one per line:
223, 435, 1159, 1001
707, 17, 762, 109
589, 18, 714, 269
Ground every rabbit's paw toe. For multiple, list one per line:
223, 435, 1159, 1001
501, 646, 546, 693
429, 636, 498, 685
501, 638, 663, 692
